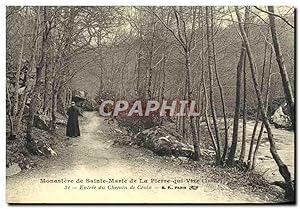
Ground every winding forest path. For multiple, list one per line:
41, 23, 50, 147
7, 112, 274, 203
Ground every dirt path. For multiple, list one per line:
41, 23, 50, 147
7, 112, 276, 203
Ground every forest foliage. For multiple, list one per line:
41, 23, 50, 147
6, 6, 295, 199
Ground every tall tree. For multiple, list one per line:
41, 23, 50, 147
267, 6, 295, 130
7, 7, 28, 140
239, 7, 250, 162
152, 7, 201, 160
247, 31, 271, 169
206, 6, 221, 164
27, 6, 51, 141
252, 46, 273, 170
227, 6, 249, 166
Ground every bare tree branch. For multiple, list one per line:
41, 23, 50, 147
254, 6, 294, 29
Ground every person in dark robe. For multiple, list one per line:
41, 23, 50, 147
66, 101, 82, 138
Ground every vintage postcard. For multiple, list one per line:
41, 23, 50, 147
6, 5, 295, 204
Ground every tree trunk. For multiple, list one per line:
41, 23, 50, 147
252, 48, 273, 170
136, 38, 142, 97
50, 77, 58, 132
247, 34, 270, 168
27, 6, 48, 141
9, 9, 27, 140
185, 52, 201, 161
268, 6, 294, 130
147, 13, 156, 99
241, 7, 251, 161
210, 7, 229, 164
182, 81, 187, 140
206, 6, 221, 164
203, 70, 218, 161
227, 6, 249, 166
239, 54, 247, 162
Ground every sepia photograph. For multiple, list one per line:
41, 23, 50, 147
5, 5, 295, 204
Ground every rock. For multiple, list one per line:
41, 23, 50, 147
6, 163, 21, 177
26, 138, 57, 157
34, 114, 49, 131
72, 89, 87, 100
55, 112, 67, 126
82, 98, 97, 111
34, 113, 67, 130
271, 103, 292, 129
72, 89, 87, 108
133, 126, 194, 158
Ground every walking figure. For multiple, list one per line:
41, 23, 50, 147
66, 101, 82, 138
